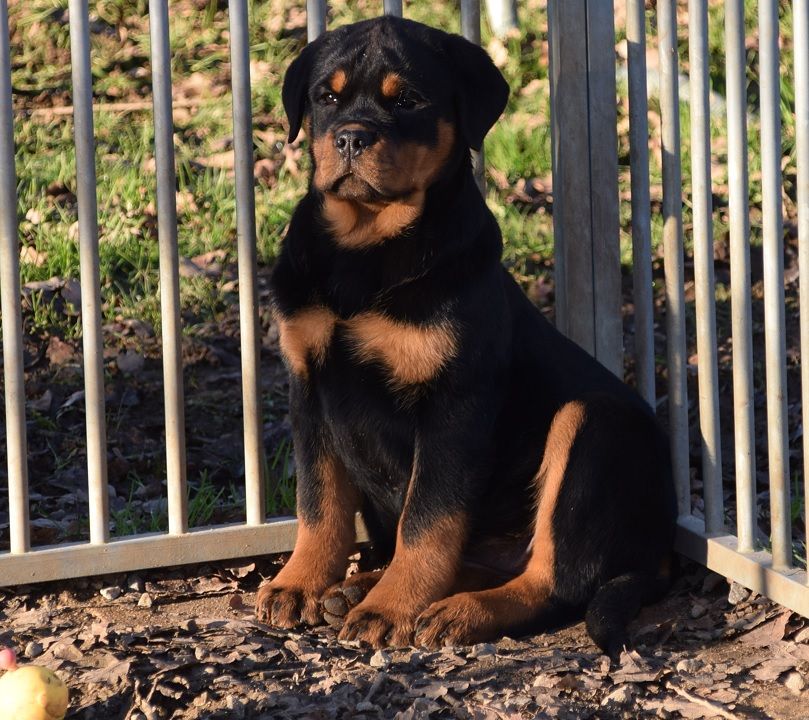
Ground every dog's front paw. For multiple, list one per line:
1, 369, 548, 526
414, 592, 494, 648
255, 582, 323, 628
321, 570, 384, 629
337, 600, 416, 648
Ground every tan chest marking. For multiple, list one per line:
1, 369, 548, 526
344, 312, 458, 386
276, 306, 337, 378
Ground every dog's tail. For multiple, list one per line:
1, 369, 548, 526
584, 570, 672, 657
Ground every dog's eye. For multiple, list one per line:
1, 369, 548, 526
319, 92, 339, 105
395, 91, 423, 110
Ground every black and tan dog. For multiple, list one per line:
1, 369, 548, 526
255, 16, 677, 655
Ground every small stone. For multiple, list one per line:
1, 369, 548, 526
601, 684, 636, 705
356, 701, 377, 712
701, 572, 724, 593
469, 643, 497, 659
25, 208, 43, 225
137, 592, 153, 608
676, 658, 701, 674
369, 649, 390, 668
24, 641, 43, 659
127, 575, 145, 593
690, 603, 707, 619
727, 581, 749, 605
784, 671, 805, 694
100, 586, 122, 600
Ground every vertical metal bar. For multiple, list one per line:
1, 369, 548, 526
484, 0, 519, 37
383, 0, 403, 17
548, 5, 564, 337
228, 0, 265, 526
68, 0, 109, 545
548, 4, 565, 334
796, 0, 809, 581
657, 0, 690, 517
725, 0, 756, 552
0, 0, 29, 554
307, 0, 327, 41
626, 0, 655, 407
460, 0, 486, 194
759, 0, 791, 570
688, 0, 723, 533
149, 0, 188, 535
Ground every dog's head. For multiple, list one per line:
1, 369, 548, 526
282, 17, 509, 204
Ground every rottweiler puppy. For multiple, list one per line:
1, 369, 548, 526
255, 16, 677, 655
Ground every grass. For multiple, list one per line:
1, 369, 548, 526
110, 469, 244, 535
265, 438, 296, 517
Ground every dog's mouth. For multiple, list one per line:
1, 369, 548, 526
328, 173, 394, 202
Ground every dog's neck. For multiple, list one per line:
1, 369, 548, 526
320, 191, 427, 250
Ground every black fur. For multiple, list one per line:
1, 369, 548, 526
269, 16, 677, 653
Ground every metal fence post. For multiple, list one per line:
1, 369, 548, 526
307, 0, 327, 41
148, 0, 189, 535
0, 0, 30, 555
461, 0, 486, 195
547, 0, 622, 377
229, 0, 266, 526
68, 0, 110, 545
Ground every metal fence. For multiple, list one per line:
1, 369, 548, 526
0, 0, 808, 623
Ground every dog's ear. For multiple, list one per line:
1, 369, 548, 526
441, 34, 509, 151
282, 36, 325, 143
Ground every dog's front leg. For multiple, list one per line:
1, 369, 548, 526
338, 400, 493, 648
256, 381, 359, 628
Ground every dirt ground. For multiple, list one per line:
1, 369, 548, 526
1, 555, 807, 719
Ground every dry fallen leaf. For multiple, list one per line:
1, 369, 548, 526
741, 609, 791, 647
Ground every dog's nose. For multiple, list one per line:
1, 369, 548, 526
334, 128, 377, 158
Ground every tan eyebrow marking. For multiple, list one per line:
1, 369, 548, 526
329, 69, 348, 93
381, 72, 403, 98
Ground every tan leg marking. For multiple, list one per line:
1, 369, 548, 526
276, 306, 337, 378
339, 514, 467, 647
255, 455, 359, 627
344, 311, 458, 386
414, 402, 588, 647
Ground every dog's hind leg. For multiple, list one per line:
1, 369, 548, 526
414, 395, 673, 650
413, 401, 586, 648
